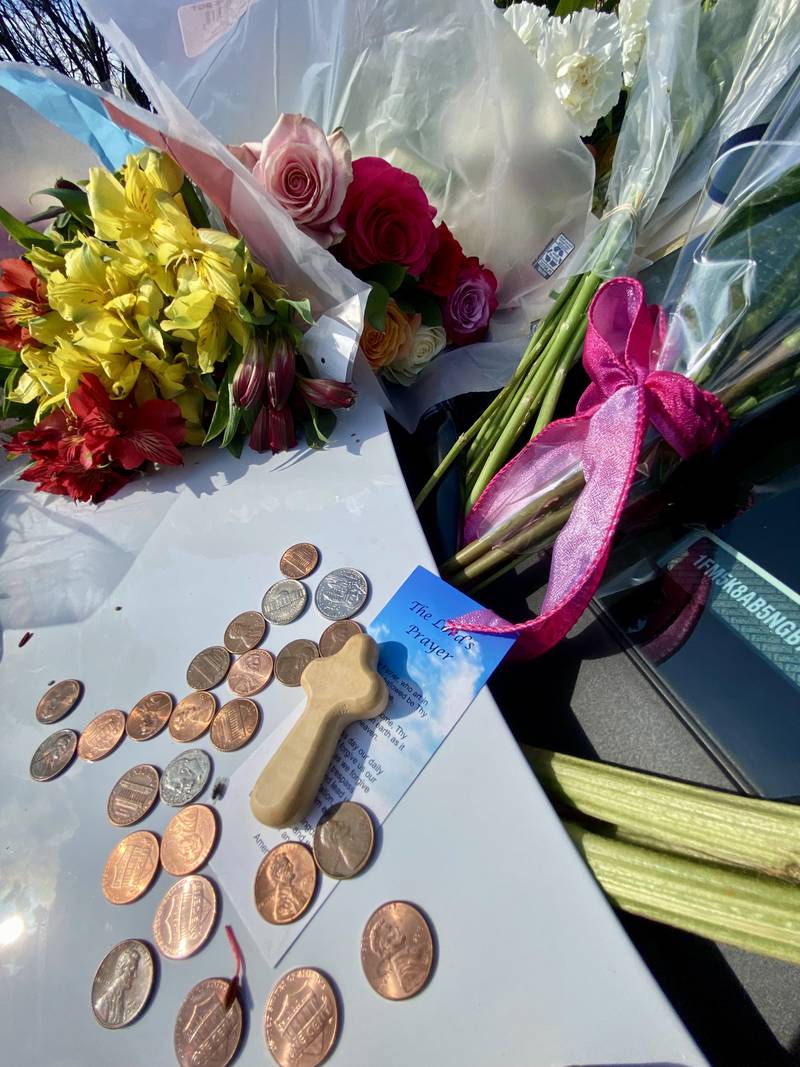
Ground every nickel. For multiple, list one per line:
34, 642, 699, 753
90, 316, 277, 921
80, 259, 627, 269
160, 749, 211, 807
161, 804, 217, 876
29, 729, 77, 781
318, 620, 363, 657
314, 568, 368, 621
107, 763, 160, 826
78, 709, 126, 761
313, 802, 374, 879
102, 830, 160, 905
186, 646, 231, 691
223, 610, 266, 654
35, 678, 81, 723
274, 639, 319, 687
127, 691, 173, 741
227, 649, 274, 697
262, 579, 307, 625
254, 842, 317, 925
91, 939, 154, 1029
153, 874, 217, 959
361, 901, 434, 1000
174, 977, 242, 1067
210, 698, 260, 752
264, 967, 338, 1067
279, 542, 320, 580
169, 691, 217, 743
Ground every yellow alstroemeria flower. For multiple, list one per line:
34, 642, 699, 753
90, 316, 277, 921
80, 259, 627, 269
138, 149, 185, 196
152, 201, 244, 308
174, 387, 206, 446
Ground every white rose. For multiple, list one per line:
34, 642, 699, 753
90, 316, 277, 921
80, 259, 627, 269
618, 0, 651, 88
382, 325, 447, 386
503, 3, 548, 58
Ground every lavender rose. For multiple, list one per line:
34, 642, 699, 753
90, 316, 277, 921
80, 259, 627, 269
443, 258, 499, 346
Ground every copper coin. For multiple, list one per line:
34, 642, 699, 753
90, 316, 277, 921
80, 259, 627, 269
210, 698, 260, 752
313, 802, 375, 879
318, 620, 363, 657
279, 542, 320, 580
35, 678, 81, 723
127, 691, 174, 741
169, 691, 217, 743
274, 639, 319, 687
153, 874, 217, 959
264, 967, 338, 1067
227, 649, 274, 697
174, 977, 243, 1067
78, 709, 126, 761
107, 763, 160, 826
186, 646, 231, 691
361, 901, 434, 1000
223, 610, 266, 654
91, 938, 154, 1028
160, 804, 217, 876
29, 729, 77, 781
102, 830, 160, 905
254, 843, 317, 925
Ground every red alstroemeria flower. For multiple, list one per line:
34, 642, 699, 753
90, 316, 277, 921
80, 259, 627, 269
19, 459, 133, 503
0, 258, 49, 350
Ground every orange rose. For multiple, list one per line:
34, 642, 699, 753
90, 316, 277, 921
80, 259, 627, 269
359, 299, 421, 372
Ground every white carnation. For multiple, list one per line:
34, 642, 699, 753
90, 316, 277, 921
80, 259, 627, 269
503, 3, 549, 59
619, 0, 651, 88
383, 325, 447, 386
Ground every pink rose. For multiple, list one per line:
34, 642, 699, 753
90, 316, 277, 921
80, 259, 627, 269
443, 257, 499, 346
236, 114, 353, 248
336, 157, 438, 276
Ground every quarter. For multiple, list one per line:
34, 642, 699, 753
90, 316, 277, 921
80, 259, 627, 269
223, 610, 266, 654
91, 939, 154, 1029
274, 639, 319, 687
29, 729, 77, 781
153, 874, 217, 959
264, 967, 338, 1067
318, 620, 363, 657
160, 749, 211, 807
360, 901, 434, 1000
160, 804, 217, 876
262, 579, 308, 624
254, 842, 317, 925
186, 646, 231, 691
312, 801, 375, 879
169, 691, 217, 743
174, 977, 242, 1067
101, 830, 160, 905
227, 649, 274, 697
279, 543, 320, 580
107, 763, 160, 826
210, 698, 260, 752
78, 709, 126, 761
314, 568, 369, 621
35, 678, 81, 724
127, 691, 174, 741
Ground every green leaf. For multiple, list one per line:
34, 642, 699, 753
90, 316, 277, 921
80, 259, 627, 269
179, 177, 211, 229
237, 300, 275, 327
365, 283, 390, 331
226, 432, 245, 459
416, 291, 444, 328
275, 296, 314, 326
25, 207, 64, 226
554, 0, 593, 14
221, 403, 242, 448
2, 366, 21, 416
0, 204, 55, 250
30, 186, 91, 225
362, 263, 406, 294
303, 402, 337, 449
203, 361, 235, 445
0, 346, 21, 369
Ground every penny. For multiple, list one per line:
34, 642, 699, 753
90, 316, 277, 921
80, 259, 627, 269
186, 646, 231, 691
169, 692, 217, 743
153, 874, 217, 959
160, 804, 217, 876
78, 709, 126, 761
210, 698, 260, 752
107, 764, 160, 826
101, 830, 160, 905
174, 977, 243, 1067
91, 939, 154, 1029
264, 967, 338, 1067
227, 649, 274, 697
29, 729, 77, 781
262, 579, 308, 625
254, 842, 317, 925
160, 749, 211, 807
313, 802, 375, 879
35, 678, 81, 724
279, 542, 320, 580
223, 610, 266, 654
314, 568, 369, 621
361, 901, 434, 1000
274, 639, 319, 687
318, 620, 363, 657
127, 691, 174, 741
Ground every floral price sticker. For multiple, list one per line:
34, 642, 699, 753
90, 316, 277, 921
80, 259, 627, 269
178, 0, 256, 58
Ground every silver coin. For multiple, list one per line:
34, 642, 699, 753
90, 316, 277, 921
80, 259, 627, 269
261, 579, 308, 624
160, 749, 211, 807
30, 729, 78, 781
91, 939, 154, 1029
314, 568, 369, 620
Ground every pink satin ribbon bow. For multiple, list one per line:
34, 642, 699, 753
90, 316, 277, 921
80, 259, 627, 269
451, 276, 729, 659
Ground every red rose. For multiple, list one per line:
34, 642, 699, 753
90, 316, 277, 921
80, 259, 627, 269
336, 157, 438, 276
420, 223, 466, 298
443, 258, 499, 346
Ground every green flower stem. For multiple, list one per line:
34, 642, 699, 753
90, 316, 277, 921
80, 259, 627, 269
465, 367, 550, 490
530, 318, 587, 439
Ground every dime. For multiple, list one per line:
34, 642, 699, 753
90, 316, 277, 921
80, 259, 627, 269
318, 620, 363, 657
361, 901, 434, 1000
274, 639, 319, 687
127, 691, 174, 741
29, 729, 77, 781
160, 804, 217, 876
35, 678, 81, 724
153, 874, 217, 959
314, 568, 369, 621
223, 610, 266, 655
160, 749, 211, 807
186, 646, 231, 691
210, 698, 260, 752
78, 709, 126, 761
254, 842, 317, 925
227, 649, 274, 697
262, 579, 308, 625
264, 967, 338, 1067
102, 830, 160, 905
169, 692, 217, 743
107, 764, 160, 826
279, 543, 320, 580
174, 977, 243, 1067
91, 939, 154, 1029
312, 802, 374, 879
